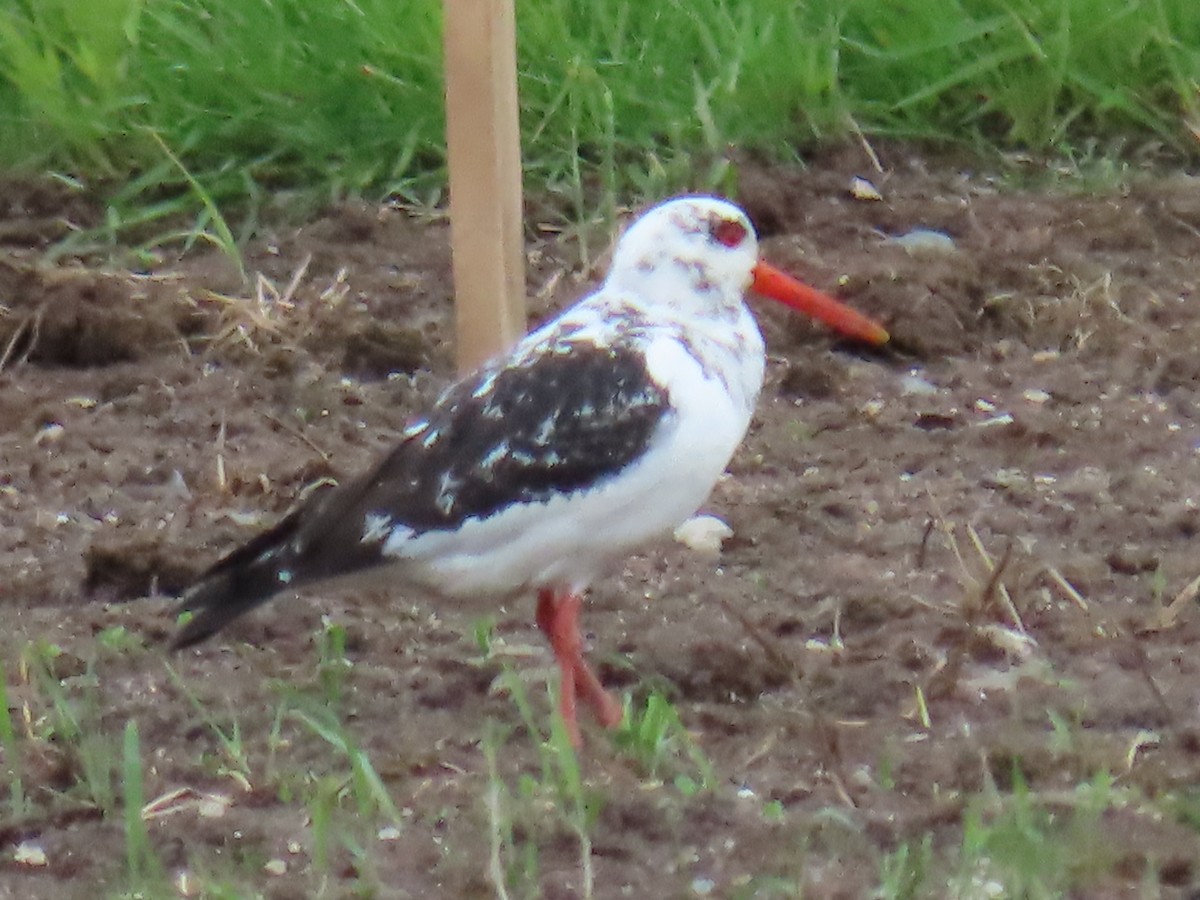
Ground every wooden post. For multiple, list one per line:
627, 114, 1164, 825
443, 0, 526, 373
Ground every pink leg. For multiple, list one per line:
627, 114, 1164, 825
536, 588, 623, 746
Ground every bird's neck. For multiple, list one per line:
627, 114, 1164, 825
596, 291, 767, 413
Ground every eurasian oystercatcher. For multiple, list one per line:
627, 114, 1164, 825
172, 196, 888, 746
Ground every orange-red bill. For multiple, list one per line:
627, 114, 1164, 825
751, 261, 889, 346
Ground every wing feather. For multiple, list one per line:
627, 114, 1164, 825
172, 337, 669, 645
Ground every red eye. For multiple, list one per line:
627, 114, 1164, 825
712, 218, 747, 248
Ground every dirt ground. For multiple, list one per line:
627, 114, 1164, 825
4, 146, 1200, 897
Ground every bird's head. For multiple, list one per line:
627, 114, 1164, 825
607, 195, 888, 345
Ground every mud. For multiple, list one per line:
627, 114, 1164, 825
3, 146, 1200, 896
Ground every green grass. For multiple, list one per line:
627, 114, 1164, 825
0, 0, 1197, 246
615, 691, 715, 791
120, 720, 167, 893
22, 641, 121, 815
2, 619, 1195, 896
0, 660, 27, 820
482, 674, 604, 900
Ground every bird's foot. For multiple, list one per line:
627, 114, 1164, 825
572, 656, 623, 729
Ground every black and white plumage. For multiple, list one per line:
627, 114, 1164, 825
172, 195, 888, 745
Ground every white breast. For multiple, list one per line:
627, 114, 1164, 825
382, 328, 760, 600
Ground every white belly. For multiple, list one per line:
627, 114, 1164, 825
384, 336, 756, 599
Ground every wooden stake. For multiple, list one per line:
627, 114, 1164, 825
443, 0, 526, 372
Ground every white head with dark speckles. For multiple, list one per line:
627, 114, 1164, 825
605, 195, 890, 345
607, 196, 759, 318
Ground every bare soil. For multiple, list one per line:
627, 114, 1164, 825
4, 146, 1200, 897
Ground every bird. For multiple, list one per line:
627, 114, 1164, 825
171, 195, 889, 747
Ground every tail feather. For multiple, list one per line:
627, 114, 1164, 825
171, 506, 309, 649
172, 465, 406, 649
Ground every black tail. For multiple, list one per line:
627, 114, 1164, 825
171, 506, 309, 649
171, 459, 411, 649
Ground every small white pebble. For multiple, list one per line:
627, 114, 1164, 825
974, 398, 996, 412
860, 399, 886, 417
378, 825, 402, 841
14, 841, 47, 867
975, 625, 1037, 660
974, 414, 1014, 428
889, 229, 956, 255
900, 371, 939, 396
692, 877, 716, 896
264, 859, 287, 876
673, 515, 733, 555
35, 423, 65, 446
225, 510, 268, 527
850, 766, 876, 789
1023, 388, 1051, 404
197, 794, 230, 818
849, 176, 883, 201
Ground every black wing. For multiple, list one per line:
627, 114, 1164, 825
172, 339, 670, 647
363, 339, 671, 531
